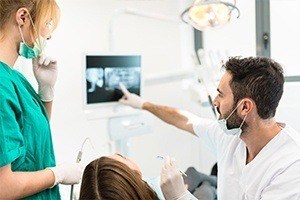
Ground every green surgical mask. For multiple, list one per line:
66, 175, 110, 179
19, 36, 46, 59
18, 12, 47, 59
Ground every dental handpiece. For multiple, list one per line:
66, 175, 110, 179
70, 151, 82, 200
157, 155, 187, 177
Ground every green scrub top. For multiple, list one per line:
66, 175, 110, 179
0, 61, 60, 200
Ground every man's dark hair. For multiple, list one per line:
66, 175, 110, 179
224, 57, 284, 119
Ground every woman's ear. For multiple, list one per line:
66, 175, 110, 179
15, 8, 29, 26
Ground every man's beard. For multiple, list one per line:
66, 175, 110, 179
217, 104, 248, 130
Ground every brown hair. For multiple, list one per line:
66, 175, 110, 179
0, 0, 60, 41
224, 56, 284, 119
79, 157, 158, 200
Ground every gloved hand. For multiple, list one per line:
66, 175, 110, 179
49, 163, 84, 187
160, 156, 189, 200
119, 82, 144, 109
32, 54, 58, 102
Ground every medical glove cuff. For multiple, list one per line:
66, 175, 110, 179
48, 166, 63, 187
160, 156, 190, 200
38, 85, 55, 102
48, 163, 84, 187
176, 191, 190, 200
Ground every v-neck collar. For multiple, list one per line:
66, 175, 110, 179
239, 126, 285, 169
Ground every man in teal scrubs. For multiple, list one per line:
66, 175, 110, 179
0, 1, 83, 199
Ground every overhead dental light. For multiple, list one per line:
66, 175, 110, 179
181, 0, 240, 31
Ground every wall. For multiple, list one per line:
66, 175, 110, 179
203, 0, 256, 57
270, 0, 300, 131
270, 0, 300, 76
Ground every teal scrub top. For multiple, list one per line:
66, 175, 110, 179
0, 61, 60, 200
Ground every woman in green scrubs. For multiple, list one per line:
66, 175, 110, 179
0, 1, 83, 199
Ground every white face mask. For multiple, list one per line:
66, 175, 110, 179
217, 101, 247, 137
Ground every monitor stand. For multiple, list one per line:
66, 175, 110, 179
108, 113, 153, 157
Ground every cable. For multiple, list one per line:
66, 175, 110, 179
70, 138, 95, 200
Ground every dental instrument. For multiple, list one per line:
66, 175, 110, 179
156, 155, 188, 177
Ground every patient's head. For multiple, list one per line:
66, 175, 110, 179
107, 153, 142, 176
79, 154, 158, 200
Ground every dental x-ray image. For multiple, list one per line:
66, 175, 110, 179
86, 68, 104, 93
85, 55, 141, 104
105, 67, 140, 90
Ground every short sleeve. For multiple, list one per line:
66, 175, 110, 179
0, 79, 25, 167
192, 118, 226, 156
260, 161, 300, 200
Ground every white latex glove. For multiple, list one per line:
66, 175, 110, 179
119, 82, 144, 109
160, 156, 189, 200
49, 163, 84, 187
32, 54, 58, 102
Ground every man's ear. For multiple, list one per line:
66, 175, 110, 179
15, 8, 29, 26
241, 98, 253, 115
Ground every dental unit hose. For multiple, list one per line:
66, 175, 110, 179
70, 138, 94, 200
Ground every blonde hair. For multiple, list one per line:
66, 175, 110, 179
0, 0, 60, 41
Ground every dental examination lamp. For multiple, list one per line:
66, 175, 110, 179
181, 0, 240, 31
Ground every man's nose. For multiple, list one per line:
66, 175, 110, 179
213, 96, 218, 107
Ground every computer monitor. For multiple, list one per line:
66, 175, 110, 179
83, 54, 142, 108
